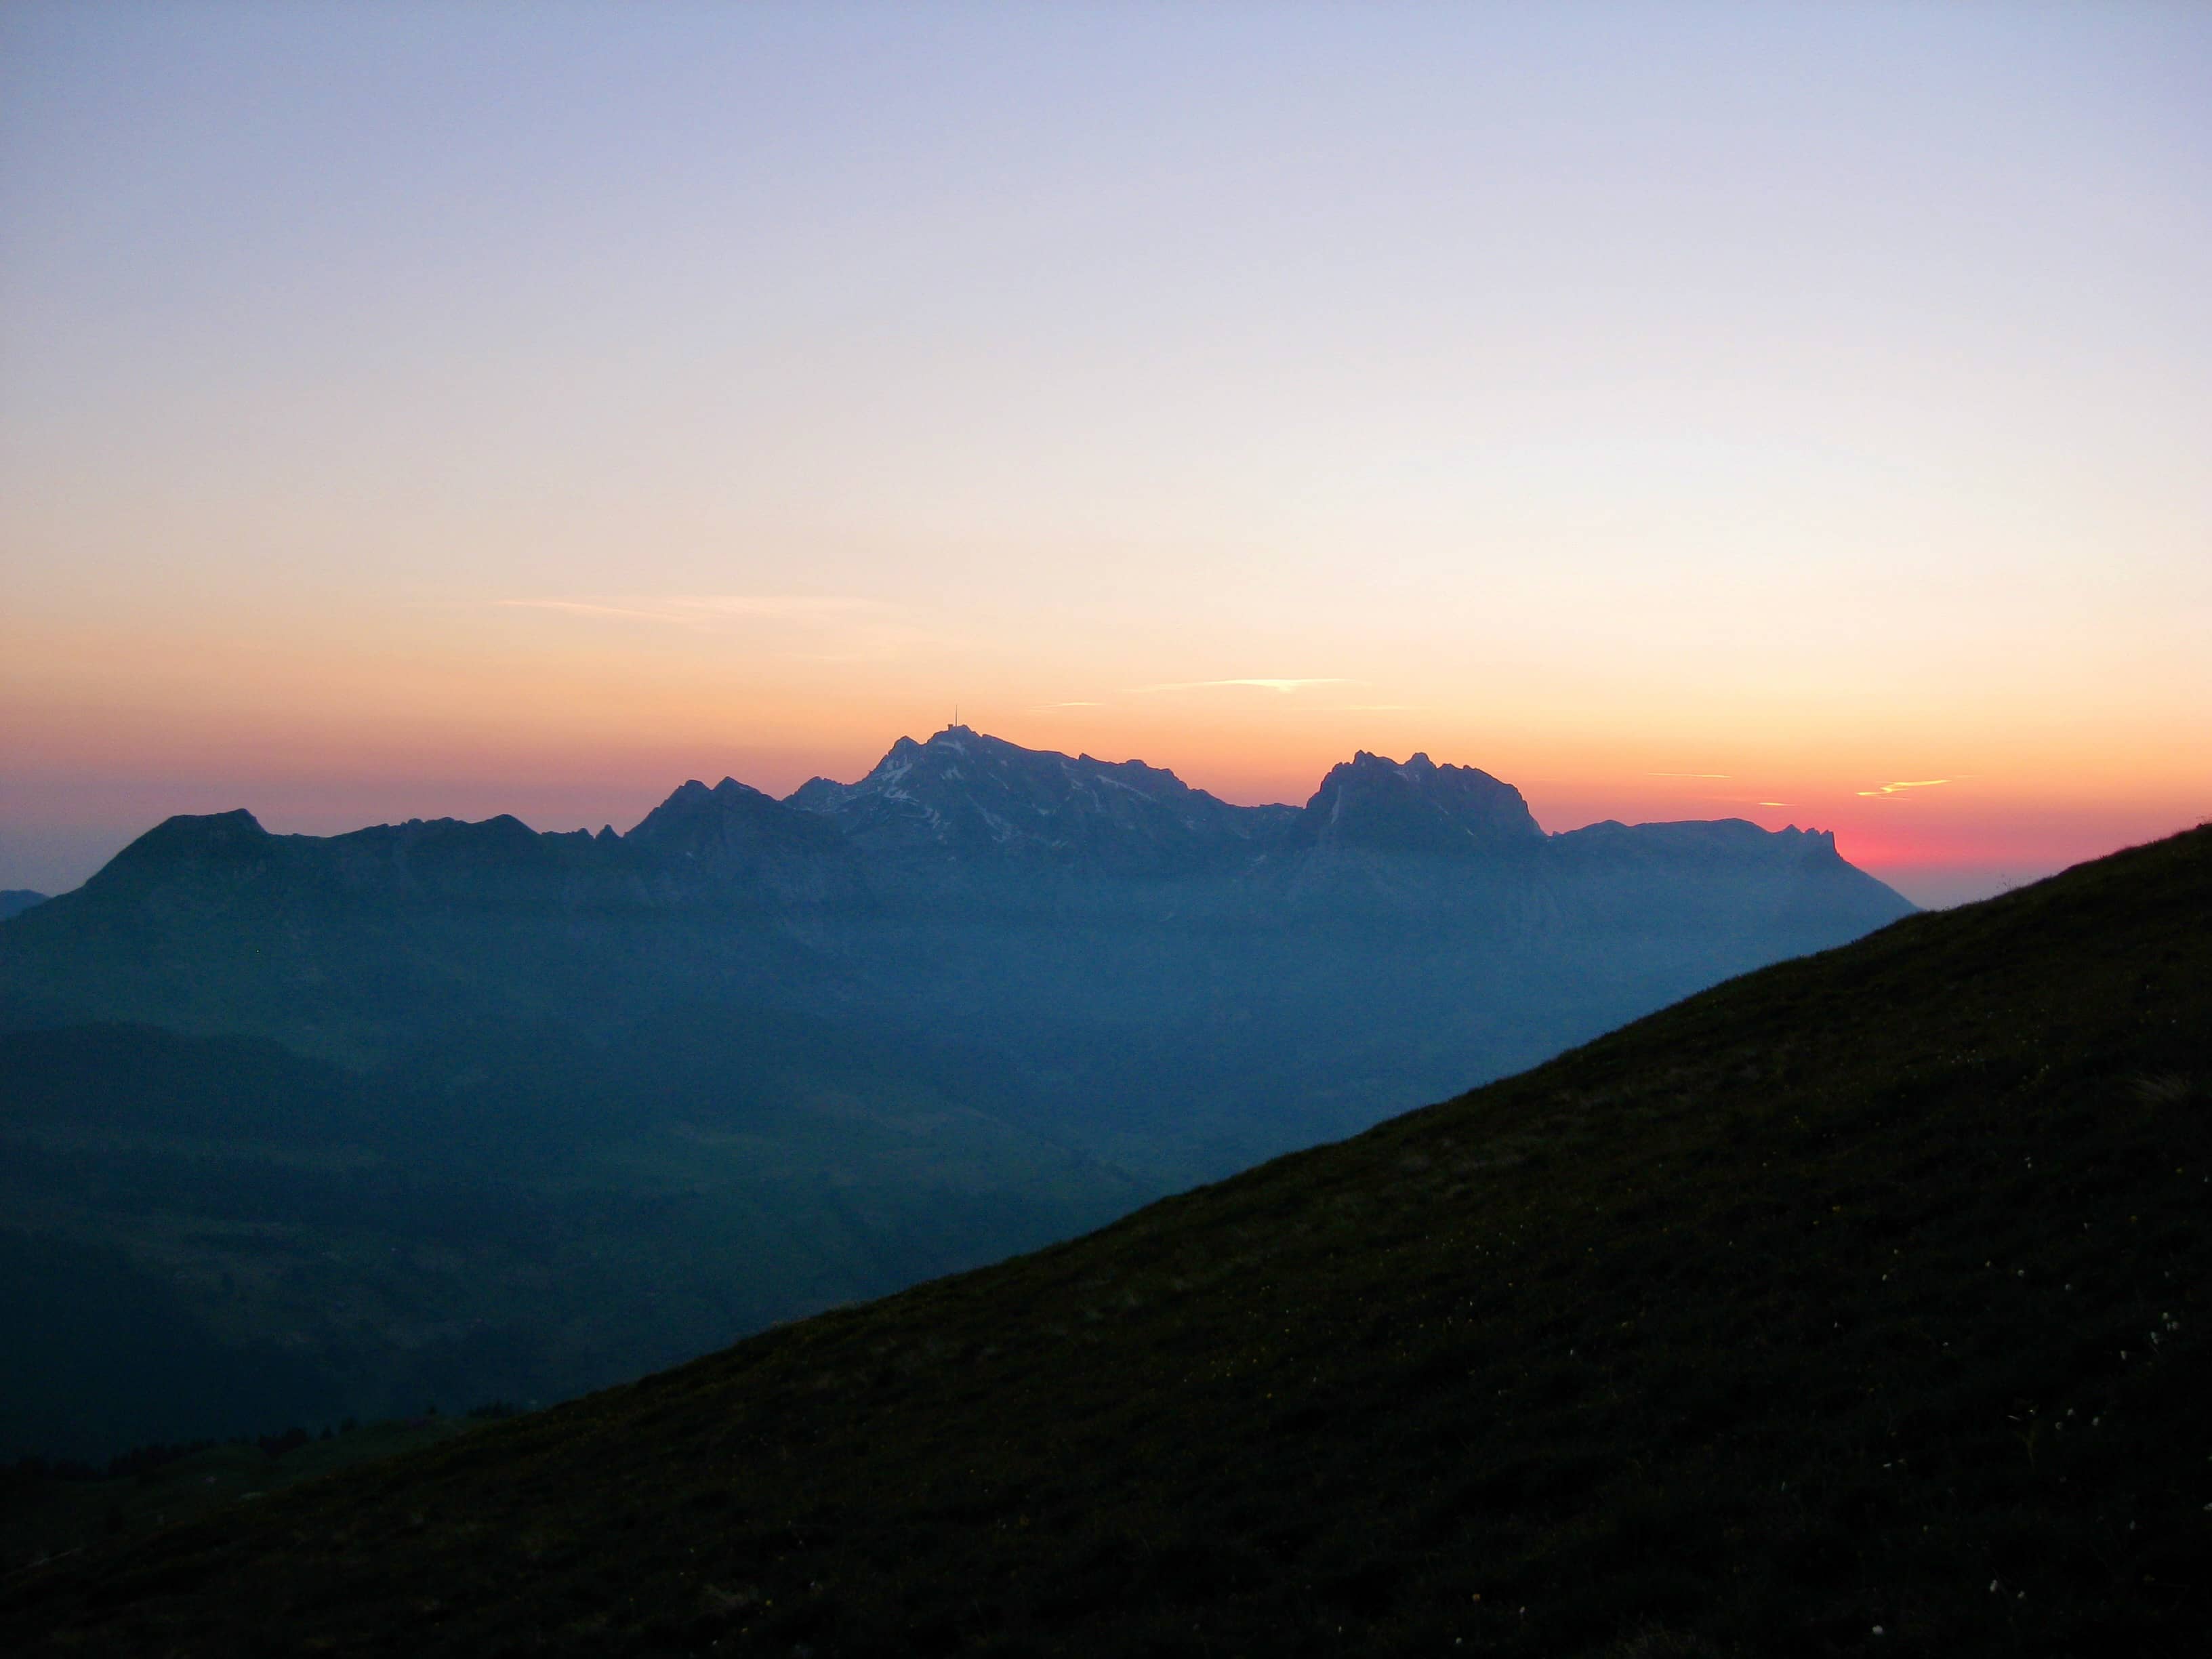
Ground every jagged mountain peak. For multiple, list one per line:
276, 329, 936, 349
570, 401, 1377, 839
659, 775, 778, 805
785, 727, 1288, 874
1292, 749, 1545, 859
629, 775, 848, 853
611, 772, 862, 908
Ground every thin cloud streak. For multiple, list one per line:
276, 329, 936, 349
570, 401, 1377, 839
497, 594, 956, 663
497, 598, 699, 625
1858, 779, 1953, 798
499, 595, 880, 629
1132, 678, 1362, 695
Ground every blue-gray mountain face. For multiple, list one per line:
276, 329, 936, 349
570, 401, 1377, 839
0, 890, 46, 922
0, 730, 1910, 1456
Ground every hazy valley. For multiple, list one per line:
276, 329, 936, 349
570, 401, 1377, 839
0, 728, 1912, 1460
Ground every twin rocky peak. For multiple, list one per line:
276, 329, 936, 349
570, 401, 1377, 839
659, 725, 1548, 877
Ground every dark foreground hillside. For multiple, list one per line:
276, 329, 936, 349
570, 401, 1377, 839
4, 828, 2206, 1657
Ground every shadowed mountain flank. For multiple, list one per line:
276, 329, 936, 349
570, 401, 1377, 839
3, 827, 2201, 1656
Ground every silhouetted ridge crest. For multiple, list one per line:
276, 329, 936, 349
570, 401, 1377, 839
68, 733, 1881, 904
1, 726, 1912, 1082
785, 724, 1293, 875
108, 808, 272, 868
1553, 816, 1845, 869
1288, 750, 1545, 857
626, 774, 863, 906
82, 809, 284, 905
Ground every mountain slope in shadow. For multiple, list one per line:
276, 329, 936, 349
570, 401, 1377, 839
5, 826, 2202, 1657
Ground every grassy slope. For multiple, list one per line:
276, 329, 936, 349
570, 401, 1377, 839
0, 1418, 480, 1580
3, 828, 2207, 1657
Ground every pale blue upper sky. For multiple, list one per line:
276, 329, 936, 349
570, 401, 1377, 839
3, 3, 2209, 902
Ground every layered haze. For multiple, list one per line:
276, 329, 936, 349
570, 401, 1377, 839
4, 3, 2209, 905
0, 724, 1917, 1456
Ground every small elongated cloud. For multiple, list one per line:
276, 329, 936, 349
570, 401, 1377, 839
1858, 779, 1951, 798
499, 595, 877, 628
1132, 678, 1361, 695
1647, 771, 1730, 779
498, 598, 691, 624
498, 594, 945, 663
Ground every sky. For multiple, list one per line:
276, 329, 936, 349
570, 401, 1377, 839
3, 3, 2207, 908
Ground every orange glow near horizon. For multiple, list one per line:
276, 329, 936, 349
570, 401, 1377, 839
4, 601, 2203, 909
3, 8, 2208, 910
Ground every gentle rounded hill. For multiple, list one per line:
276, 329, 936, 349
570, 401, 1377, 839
3, 829, 2206, 1656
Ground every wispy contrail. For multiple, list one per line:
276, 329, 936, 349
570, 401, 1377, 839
498, 598, 693, 624
1133, 678, 1360, 695
1858, 779, 1951, 798
498, 595, 877, 626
